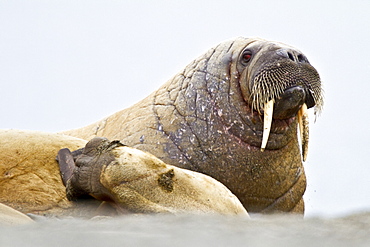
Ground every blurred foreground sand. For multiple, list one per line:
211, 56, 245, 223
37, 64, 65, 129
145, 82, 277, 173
1, 212, 369, 247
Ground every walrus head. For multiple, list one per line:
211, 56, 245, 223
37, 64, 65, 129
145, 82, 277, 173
236, 38, 323, 160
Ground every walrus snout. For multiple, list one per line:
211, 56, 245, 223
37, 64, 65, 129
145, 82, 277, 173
245, 44, 322, 117
247, 43, 322, 159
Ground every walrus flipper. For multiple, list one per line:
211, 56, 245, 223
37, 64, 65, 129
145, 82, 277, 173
56, 148, 92, 201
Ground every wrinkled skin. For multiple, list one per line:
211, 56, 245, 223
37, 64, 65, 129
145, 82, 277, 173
64, 37, 323, 214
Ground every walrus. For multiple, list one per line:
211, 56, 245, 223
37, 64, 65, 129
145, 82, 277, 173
0, 129, 246, 217
56, 137, 248, 215
63, 37, 323, 214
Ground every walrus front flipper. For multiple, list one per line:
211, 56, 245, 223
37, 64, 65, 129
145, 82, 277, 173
57, 148, 75, 186
56, 148, 94, 201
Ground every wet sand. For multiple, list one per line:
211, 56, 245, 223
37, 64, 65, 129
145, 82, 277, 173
1, 212, 369, 247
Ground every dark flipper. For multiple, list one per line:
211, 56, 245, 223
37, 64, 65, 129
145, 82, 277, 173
56, 138, 126, 202
57, 148, 92, 201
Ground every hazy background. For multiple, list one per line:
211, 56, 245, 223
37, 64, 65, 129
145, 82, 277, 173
0, 0, 369, 218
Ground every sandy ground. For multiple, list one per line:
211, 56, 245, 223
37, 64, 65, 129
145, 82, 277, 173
1, 212, 369, 247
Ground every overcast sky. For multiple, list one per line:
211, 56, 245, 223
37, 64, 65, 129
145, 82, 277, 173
1, 0, 369, 217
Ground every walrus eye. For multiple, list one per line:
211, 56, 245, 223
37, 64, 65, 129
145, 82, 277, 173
241, 50, 253, 65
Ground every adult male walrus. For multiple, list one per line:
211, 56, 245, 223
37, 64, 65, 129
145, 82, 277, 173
64, 37, 323, 214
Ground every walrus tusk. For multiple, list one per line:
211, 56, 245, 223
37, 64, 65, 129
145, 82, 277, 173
261, 101, 310, 160
298, 103, 309, 162
261, 99, 274, 152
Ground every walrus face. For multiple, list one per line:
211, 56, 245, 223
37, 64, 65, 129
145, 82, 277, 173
237, 39, 323, 160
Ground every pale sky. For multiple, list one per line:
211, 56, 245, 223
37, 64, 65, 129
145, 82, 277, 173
1, 0, 370, 217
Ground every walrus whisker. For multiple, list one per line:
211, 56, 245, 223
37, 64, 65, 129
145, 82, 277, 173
261, 99, 274, 151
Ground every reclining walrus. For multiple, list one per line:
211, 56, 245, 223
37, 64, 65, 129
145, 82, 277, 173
0, 130, 247, 219
63, 37, 323, 214
0, 37, 323, 220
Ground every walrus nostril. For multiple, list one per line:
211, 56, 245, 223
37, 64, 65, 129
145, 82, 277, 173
297, 54, 308, 63
287, 52, 295, 62
277, 49, 298, 62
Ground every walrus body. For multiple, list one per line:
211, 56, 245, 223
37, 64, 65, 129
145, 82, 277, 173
0, 130, 246, 218
64, 37, 323, 214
